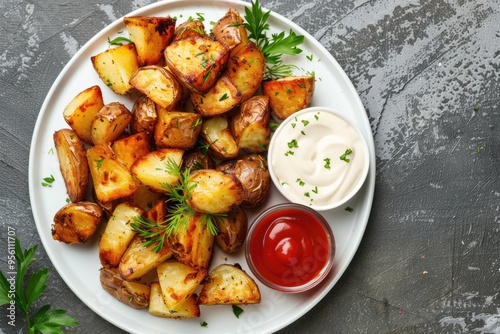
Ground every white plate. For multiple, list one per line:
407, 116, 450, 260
28, 1, 376, 333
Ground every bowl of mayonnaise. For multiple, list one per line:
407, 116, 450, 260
267, 107, 370, 211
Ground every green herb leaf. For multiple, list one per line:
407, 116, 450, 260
340, 148, 353, 163
232, 305, 244, 318
287, 139, 298, 149
108, 36, 132, 46
345, 207, 354, 212
41, 175, 55, 187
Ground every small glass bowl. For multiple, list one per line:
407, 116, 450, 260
245, 203, 335, 293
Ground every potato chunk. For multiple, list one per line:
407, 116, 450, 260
100, 268, 150, 309
53, 129, 89, 203
198, 264, 261, 305
91, 102, 132, 145
87, 144, 139, 204
261, 75, 315, 119
212, 8, 247, 51
124, 16, 176, 66
214, 206, 248, 254
154, 110, 202, 149
200, 115, 239, 160
190, 75, 242, 117
91, 43, 140, 95
111, 132, 151, 170
230, 95, 270, 153
148, 282, 200, 318
156, 261, 207, 310
52, 201, 102, 244
188, 169, 244, 214
62, 85, 104, 143
165, 35, 229, 93
129, 65, 182, 109
99, 202, 144, 268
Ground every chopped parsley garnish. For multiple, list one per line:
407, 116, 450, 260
107, 36, 132, 46
340, 149, 353, 163
232, 305, 244, 318
41, 175, 55, 187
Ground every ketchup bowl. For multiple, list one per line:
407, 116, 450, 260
245, 203, 335, 293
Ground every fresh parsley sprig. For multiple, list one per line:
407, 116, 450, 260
244, 0, 304, 79
0, 238, 79, 334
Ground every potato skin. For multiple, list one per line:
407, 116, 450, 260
52, 201, 103, 244
131, 95, 157, 136
215, 206, 248, 253
154, 110, 202, 149
53, 128, 89, 203
182, 149, 215, 172
216, 154, 270, 208
100, 268, 150, 309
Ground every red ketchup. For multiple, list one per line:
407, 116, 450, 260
248, 205, 334, 290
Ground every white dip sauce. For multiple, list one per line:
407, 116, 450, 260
269, 109, 368, 209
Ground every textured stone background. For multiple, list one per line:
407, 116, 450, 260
1, 0, 499, 333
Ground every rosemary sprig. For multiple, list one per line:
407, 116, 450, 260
244, 0, 304, 79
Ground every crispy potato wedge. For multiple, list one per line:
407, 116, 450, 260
52, 201, 103, 244
130, 95, 157, 136
172, 19, 205, 42
231, 95, 270, 153
181, 149, 215, 172
99, 202, 144, 268
214, 206, 247, 254
130, 148, 184, 193
130, 65, 182, 109
200, 115, 239, 160
119, 234, 172, 280
100, 268, 150, 309
149, 282, 200, 318
87, 144, 139, 204
216, 154, 270, 208
212, 8, 247, 51
91, 102, 132, 145
124, 16, 176, 66
187, 169, 244, 214
167, 212, 215, 271
154, 110, 202, 149
62, 85, 104, 143
261, 75, 315, 119
190, 75, 242, 117
198, 264, 261, 305
53, 129, 89, 203
111, 132, 151, 170
165, 35, 229, 93
91, 43, 140, 95
226, 41, 265, 102
156, 261, 207, 310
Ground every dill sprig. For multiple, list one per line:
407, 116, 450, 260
130, 158, 221, 252
244, 0, 304, 79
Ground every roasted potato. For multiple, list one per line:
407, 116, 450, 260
217, 154, 270, 208
130, 95, 157, 136
99, 202, 144, 268
212, 8, 247, 51
119, 234, 172, 280
53, 129, 89, 203
198, 264, 261, 305
156, 261, 207, 309
148, 282, 200, 319
91, 102, 132, 145
62, 85, 104, 143
165, 35, 230, 93
91, 43, 140, 95
200, 115, 239, 160
87, 144, 139, 204
167, 212, 215, 271
148, 282, 200, 318
172, 19, 205, 42
214, 206, 248, 253
130, 148, 184, 193
261, 75, 315, 119
124, 16, 176, 66
130, 65, 182, 109
190, 75, 242, 117
111, 131, 151, 170
100, 268, 150, 309
127, 185, 163, 212
52, 201, 103, 244
187, 169, 244, 214
181, 149, 215, 172
230, 95, 270, 153
226, 41, 265, 102
154, 110, 202, 149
